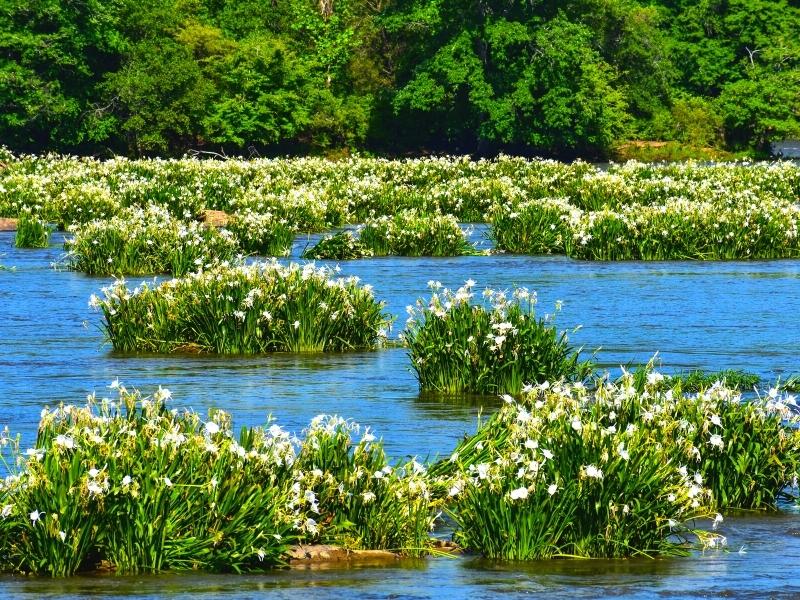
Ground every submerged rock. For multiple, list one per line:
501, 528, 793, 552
287, 544, 400, 567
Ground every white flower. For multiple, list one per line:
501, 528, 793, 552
448, 481, 464, 497
501, 394, 515, 404
154, 386, 172, 402
584, 465, 603, 480
710, 414, 722, 427
571, 418, 582, 432
541, 449, 553, 460
713, 513, 724, 530
1, 505, 12, 518
617, 443, 630, 461
88, 468, 100, 479
293, 320, 300, 330
256, 548, 266, 561
704, 535, 728, 549
122, 475, 132, 486
29, 510, 42, 524
59, 531, 67, 542
305, 518, 318, 535
476, 463, 490, 480
54, 434, 76, 450
509, 486, 529, 501
547, 483, 558, 496
362, 491, 376, 503
164, 477, 173, 487
709, 434, 724, 449
205, 421, 220, 435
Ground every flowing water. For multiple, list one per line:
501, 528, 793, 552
2, 229, 800, 597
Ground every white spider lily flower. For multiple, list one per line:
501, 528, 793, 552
509, 487, 529, 501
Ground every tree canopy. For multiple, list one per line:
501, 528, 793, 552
0, 0, 798, 157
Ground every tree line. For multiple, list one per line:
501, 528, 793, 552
1, 0, 799, 158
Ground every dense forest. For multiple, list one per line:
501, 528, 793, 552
1, 0, 799, 158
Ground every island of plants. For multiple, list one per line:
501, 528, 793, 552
1, 371, 797, 575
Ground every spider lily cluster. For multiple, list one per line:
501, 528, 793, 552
0, 386, 433, 576
91, 260, 391, 353
434, 368, 800, 559
402, 280, 592, 394
1, 372, 797, 574
1, 154, 798, 273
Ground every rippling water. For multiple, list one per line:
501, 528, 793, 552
2, 228, 800, 597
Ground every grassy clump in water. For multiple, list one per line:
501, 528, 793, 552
14, 212, 51, 248
301, 230, 373, 260
65, 205, 237, 276
92, 261, 391, 353
359, 210, 479, 257
780, 375, 800, 392
445, 389, 712, 559
0, 385, 435, 576
439, 369, 800, 511
225, 209, 295, 257
403, 280, 591, 394
489, 198, 573, 256
290, 415, 434, 553
439, 371, 800, 559
664, 369, 761, 392
0, 386, 294, 576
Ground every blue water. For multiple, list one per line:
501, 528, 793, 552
2, 229, 800, 597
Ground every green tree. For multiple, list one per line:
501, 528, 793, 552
104, 38, 213, 154
0, 0, 125, 151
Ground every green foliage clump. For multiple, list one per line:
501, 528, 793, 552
301, 230, 373, 260
0, 385, 436, 575
0, 387, 295, 576
290, 416, 433, 554
46, 184, 121, 230
225, 210, 295, 256
92, 261, 391, 353
403, 280, 591, 394
665, 369, 761, 392
359, 210, 479, 257
14, 212, 51, 248
489, 198, 573, 255
446, 390, 709, 559
438, 370, 800, 559
64, 205, 237, 276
